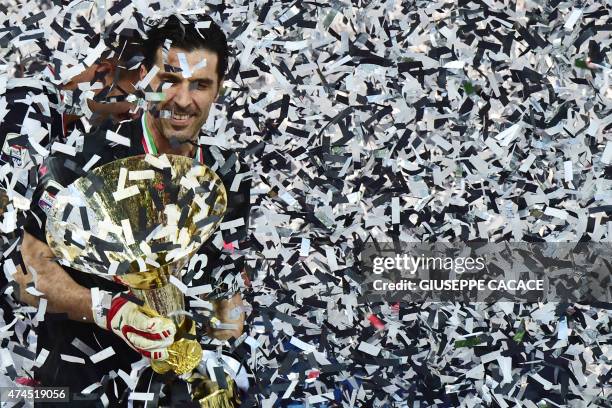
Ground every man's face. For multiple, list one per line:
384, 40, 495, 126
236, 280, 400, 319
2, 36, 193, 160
144, 47, 220, 143
62, 61, 140, 122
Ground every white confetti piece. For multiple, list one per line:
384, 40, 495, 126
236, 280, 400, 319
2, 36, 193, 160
564, 9, 582, 31
279, 191, 298, 206
289, 336, 317, 353
71, 338, 95, 356
600, 141, 612, 164
220, 217, 245, 230
177, 52, 192, 78
128, 392, 155, 401
34, 349, 49, 368
282, 380, 298, 399
89, 346, 115, 364
299, 238, 310, 257
244, 336, 261, 350
34, 298, 47, 322
494, 122, 523, 147
112, 185, 140, 202
544, 207, 568, 220
557, 317, 569, 340
169, 275, 188, 294
186, 284, 213, 296
106, 130, 131, 146
563, 160, 572, 183
431, 134, 453, 151
307, 392, 336, 404
497, 356, 513, 384
51, 141, 76, 156
128, 170, 155, 180
137, 65, 160, 90
519, 153, 536, 172
82, 154, 101, 172
117, 369, 136, 390
443, 60, 465, 69
195, 21, 211, 29
391, 197, 400, 224
145, 154, 169, 169
357, 341, 381, 356
0, 3, 610, 407
81, 382, 102, 395
60, 354, 86, 364
121, 219, 135, 245
117, 167, 128, 191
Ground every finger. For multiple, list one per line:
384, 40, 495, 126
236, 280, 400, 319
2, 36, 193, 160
123, 325, 174, 346
126, 331, 174, 351
150, 348, 170, 361
121, 321, 175, 341
128, 313, 176, 337
136, 347, 169, 361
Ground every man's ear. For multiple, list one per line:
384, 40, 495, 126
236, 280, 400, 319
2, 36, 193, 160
215, 76, 225, 99
139, 64, 148, 81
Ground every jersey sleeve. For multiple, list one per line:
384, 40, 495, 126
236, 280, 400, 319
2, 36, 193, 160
0, 85, 56, 170
1, 87, 54, 271
22, 151, 90, 243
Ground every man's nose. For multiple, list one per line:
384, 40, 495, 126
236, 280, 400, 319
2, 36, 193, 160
169, 81, 192, 109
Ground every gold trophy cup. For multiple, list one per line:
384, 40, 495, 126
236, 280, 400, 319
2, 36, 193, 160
45, 154, 227, 376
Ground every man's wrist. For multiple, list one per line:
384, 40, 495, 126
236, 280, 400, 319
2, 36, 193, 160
90, 287, 113, 329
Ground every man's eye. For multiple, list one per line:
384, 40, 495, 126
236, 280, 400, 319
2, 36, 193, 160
198, 82, 209, 89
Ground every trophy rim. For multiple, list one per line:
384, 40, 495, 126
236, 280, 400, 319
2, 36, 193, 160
44, 153, 228, 283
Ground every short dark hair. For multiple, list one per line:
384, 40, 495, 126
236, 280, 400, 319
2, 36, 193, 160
100, 23, 145, 68
142, 15, 229, 82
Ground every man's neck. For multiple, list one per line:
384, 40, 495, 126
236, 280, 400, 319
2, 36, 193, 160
145, 111, 195, 157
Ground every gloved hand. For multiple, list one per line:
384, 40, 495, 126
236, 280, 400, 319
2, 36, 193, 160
91, 289, 176, 361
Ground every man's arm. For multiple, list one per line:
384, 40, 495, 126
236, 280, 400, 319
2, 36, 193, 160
15, 231, 94, 322
16, 231, 177, 360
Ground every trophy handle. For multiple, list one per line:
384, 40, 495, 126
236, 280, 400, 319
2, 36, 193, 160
187, 372, 241, 408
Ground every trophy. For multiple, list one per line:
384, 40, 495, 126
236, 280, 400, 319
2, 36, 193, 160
44, 154, 242, 405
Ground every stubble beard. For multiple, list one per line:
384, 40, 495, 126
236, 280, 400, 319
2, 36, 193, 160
160, 118, 202, 144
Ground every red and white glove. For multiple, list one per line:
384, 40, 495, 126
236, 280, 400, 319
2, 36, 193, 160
91, 288, 176, 361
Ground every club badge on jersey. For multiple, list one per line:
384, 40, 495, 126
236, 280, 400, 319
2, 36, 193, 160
38, 180, 63, 215
1, 133, 29, 168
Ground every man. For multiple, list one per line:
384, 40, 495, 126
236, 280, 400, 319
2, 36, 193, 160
0, 28, 143, 248
16, 14, 250, 405
0, 25, 144, 368
0, 29, 144, 370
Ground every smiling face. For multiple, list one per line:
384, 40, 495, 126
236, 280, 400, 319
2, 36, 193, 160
143, 47, 221, 143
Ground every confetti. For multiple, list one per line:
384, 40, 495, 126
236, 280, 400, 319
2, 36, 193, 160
128, 170, 155, 181
106, 130, 131, 147
1, 2, 610, 407
60, 354, 86, 364
89, 347, 116, 364
112, 185, 140, 202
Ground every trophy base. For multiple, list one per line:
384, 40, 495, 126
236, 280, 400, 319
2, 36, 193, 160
147, 312, 202, 375
151, 337, 203, 375
187, 371, 241, 408
132, 366, 241, 408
